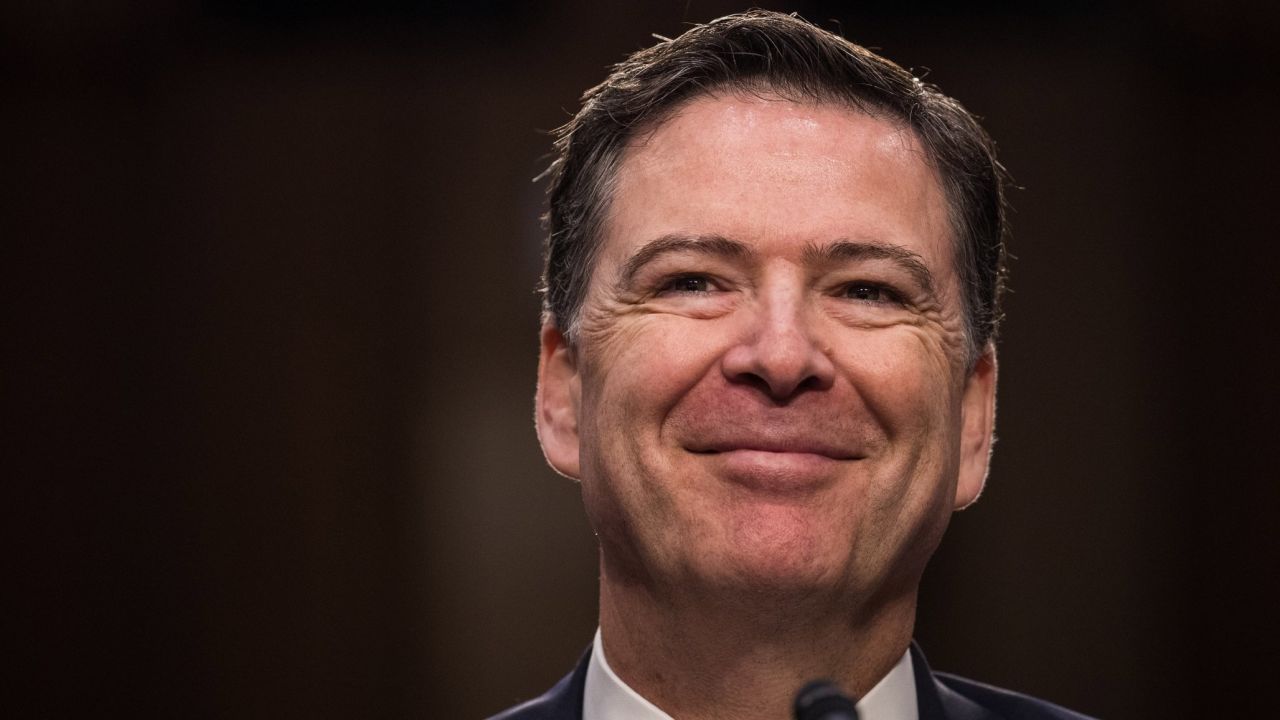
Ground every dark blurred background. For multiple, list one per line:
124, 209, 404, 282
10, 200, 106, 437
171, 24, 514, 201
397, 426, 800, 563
6, 1, 1279, 717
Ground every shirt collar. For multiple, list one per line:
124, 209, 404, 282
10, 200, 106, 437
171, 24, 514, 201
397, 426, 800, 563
584, 629, 671, 720
583, 629, 919, 720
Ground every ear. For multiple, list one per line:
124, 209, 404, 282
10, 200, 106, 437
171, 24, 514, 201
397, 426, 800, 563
955, 344, 997, 510
535, 323, 582, 479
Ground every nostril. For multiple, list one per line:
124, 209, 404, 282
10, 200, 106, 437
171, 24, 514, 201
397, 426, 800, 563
796, 374, 827, 393
720, 311, 836, 400
725, 364, 829, 404
731, 370, 776, 398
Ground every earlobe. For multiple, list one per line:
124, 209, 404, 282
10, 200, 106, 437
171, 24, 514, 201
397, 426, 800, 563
536, 324, 582, 480
955, 345, 998, 510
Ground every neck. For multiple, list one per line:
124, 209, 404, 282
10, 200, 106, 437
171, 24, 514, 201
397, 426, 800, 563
597, 558, 917, 720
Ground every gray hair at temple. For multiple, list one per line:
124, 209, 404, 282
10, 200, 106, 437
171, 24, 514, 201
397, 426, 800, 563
539, 9, 1009, 365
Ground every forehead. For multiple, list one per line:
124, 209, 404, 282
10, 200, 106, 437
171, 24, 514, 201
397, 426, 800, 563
600, 93, 954, 282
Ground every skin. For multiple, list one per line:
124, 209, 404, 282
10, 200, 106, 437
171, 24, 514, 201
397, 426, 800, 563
536, 93, 997, 720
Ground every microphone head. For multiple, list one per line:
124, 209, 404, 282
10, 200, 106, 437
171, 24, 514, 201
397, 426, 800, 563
793, 679, 859, 720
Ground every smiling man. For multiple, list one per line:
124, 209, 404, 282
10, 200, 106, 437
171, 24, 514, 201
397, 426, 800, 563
493, 11, 1091, 720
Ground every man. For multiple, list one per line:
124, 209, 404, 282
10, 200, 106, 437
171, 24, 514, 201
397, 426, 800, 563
495, 10, 1092, 720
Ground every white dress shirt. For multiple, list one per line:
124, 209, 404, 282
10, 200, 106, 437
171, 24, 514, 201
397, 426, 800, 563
583, 629, 919, 720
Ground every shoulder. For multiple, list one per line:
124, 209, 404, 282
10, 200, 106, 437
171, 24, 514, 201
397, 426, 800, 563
932, 671, 1098, 720
909, 642, 1095, 720
487, 691, 564, 720
486, 649, 590, 720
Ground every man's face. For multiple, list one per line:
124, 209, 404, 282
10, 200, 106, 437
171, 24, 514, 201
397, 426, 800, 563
537, 94, 996, 604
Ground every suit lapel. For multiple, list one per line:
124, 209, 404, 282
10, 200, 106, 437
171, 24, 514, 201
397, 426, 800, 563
552, 647, 591, 720
910, 642, 997, 720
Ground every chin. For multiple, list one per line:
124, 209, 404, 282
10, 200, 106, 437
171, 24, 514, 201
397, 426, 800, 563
683, 556, 846, 614
693, 503, 849, 595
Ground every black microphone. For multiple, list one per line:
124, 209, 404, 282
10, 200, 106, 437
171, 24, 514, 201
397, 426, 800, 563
793, 679, 859, 720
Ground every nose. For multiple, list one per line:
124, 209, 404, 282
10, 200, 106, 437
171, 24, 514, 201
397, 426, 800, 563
720, 289, 836, 401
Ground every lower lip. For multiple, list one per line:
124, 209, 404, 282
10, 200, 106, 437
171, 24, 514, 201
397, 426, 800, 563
708, 449, 845, 492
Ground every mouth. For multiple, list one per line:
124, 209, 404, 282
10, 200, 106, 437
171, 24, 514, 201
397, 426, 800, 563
687, 441, 862, 461
685, 442, 863, 493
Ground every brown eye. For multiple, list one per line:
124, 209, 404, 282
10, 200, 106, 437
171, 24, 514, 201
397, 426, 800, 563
843, 282, 898, 304
661, 275, 712, 294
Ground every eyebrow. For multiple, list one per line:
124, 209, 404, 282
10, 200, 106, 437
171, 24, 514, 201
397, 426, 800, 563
804, 240, 937, 297
618, 233, 754, 287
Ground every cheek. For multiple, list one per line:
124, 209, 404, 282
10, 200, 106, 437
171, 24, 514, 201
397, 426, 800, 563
576, 314, 735, 465
581, 311, 730, 402
573, 315, 738, 565
840, 333, 962, 575
842, 328, 962, 444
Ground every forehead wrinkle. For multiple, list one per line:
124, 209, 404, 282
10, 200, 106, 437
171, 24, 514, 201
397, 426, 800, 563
803, 240, 937, 298
616, 233, 756, 287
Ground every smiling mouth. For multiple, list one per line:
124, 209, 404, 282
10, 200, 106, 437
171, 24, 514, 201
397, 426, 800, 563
688, 443, 862, 461
686, 444, 862, 492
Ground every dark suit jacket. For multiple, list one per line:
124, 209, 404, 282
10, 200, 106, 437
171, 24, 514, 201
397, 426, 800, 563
488, 642, 1094, 720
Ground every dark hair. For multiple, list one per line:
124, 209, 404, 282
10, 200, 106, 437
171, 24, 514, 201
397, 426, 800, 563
541, 10, 1008, 362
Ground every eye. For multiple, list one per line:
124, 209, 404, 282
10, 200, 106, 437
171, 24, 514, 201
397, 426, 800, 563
659, 274, 713, 294
841, 282, 900, 305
